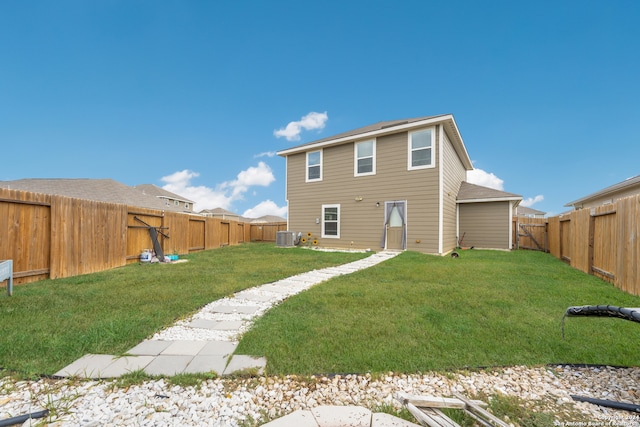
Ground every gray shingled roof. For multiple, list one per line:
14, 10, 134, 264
134, 184, 195, 204
564, 175, 640, 207
0, 178, 192, 212
457, 181, 522, 202
281, 115, 449, 150
516, 205, 546, 216
200, 207, 239, 216
276, 114, 473, 170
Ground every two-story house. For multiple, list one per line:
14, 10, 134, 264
277, 114, 522, 254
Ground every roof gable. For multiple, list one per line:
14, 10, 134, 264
277, 114, 473, 170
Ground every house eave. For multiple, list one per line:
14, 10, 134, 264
457, 197, 522, 204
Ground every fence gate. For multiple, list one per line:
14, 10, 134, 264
516, 218, 548, 252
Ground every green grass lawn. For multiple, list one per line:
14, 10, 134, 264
0, 243, 369, 377
3, 245, 639, 379
235, 249, 640, 374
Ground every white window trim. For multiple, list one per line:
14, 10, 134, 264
306, 150, 323, 182
407, 127, 435, 170
321, 204, 340, 238
354, 139, 376, 177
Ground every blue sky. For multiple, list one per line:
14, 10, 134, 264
1, 1, 639, 218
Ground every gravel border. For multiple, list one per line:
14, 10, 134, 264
1, 365, 639, 426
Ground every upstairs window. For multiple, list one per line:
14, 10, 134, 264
307, 150, 322, 182
322, 204, 340, 238
408, 128, 434, 170
355, 140, 375, 176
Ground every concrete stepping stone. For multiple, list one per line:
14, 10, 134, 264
128, 340, 173, 356
143, 355, 193, 376
54, 354, 117, 378
98, 355, 155, 378
183, 355, 228, 375
223, 355, 266, 375
161, 340, 208, 355
188, 319, 243, 331
233, 291, 279, 302
199, 340, 237, 356
212, 305, 260, 314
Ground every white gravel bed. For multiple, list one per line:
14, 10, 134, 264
1, 365, 639, 426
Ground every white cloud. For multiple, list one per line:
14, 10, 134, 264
274, 111, 328, 141
520, 195, 544, 207
161, 170, 232, 211
254, 151, 276, 158
222, 162, 275, 198
467, 168, 504, 190
242, 200, 288, 219
160, 162, 276, 212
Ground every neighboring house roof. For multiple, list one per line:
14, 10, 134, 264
457, 182, 522, 204
0, 178, 192, 212
200, 208, 242, 221
516, 206, 546, 217
249, 215, 286, 223
277, 114, 473, 170
133, 184, 194, 204
200, 207, 238, 216
564, 175, 640, 208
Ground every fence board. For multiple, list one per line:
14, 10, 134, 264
617, 197, 640, 295
50, 196, 127, 279
0, 190, 52, 283
547, 216, 560, 258
592, 205, 616, 283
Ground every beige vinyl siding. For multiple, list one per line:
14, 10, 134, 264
286, 129, 441, 253
458, 202, 511, 249
578, 186, 640, 209
441, 130, 466, 252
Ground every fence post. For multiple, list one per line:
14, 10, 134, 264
588, 209, 595, 277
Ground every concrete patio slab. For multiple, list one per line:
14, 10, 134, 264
261, 409, 318, 427
312, 405, 372, 427
143, 355, 193, 376
183, 355, 228, 375
127, 340, 173, 356
223, 355, 266, 375
260, 407, 421, 427
160, 340, 207, 356
371, 413, 420, 426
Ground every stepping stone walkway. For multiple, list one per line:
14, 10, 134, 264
55, 250, 400, 379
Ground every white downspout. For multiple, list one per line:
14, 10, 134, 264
438, 124, 444, 254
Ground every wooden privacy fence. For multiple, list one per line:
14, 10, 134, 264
514, 195, 640, 296
0, 188, 286, 285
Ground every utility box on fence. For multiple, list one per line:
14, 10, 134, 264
0, 260, 13, 296
276, 231, 296, 247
